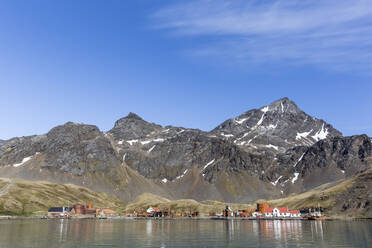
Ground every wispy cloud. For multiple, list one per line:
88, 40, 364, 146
153, 0, 372, 71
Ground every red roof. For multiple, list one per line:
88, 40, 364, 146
263, 207, 290, 213
265, 207, 274, 213
289, 210, 300, 214
277, 207, 289, 213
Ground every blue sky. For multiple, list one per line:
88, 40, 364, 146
0, 0, 371, 139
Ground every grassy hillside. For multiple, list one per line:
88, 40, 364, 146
264, 169, 372, 218
1, 169, 370, 218
125, 192, 255, 215
126, 170, 372, 218
0, 178, 126, 216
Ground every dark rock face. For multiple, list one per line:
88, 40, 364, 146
43, 122, 120, 175
109, 113, 163, 141
0, 98, 370, 203
0, 135, 47, 166
333, 169, 372, 217
0, 122, 120, 175
262, 135, 372, 194
294, 135, 372, 189
122, 130, 272, 181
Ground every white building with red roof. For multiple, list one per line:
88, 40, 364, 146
263, 207, 301, 218
146, 207, 160, 213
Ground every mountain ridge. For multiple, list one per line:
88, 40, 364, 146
0, 97, 370, 204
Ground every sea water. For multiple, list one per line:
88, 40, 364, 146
0, 219, 371, 247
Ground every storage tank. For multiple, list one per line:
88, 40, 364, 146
73, 204, 86, 215
257, 202, 269, 213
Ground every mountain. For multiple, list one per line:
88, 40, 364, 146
0, 98, 370, 205
0, 122, 170, 201
211, 98, 342, 152
267, 169, 372, 218
267, 134, 372, 194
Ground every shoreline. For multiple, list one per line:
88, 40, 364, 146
1, 215, 371, 221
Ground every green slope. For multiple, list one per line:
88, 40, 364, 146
0, 178, 126, 216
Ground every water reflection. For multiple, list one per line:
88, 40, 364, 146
311, 220, 324, 241
0, 219, 371, 247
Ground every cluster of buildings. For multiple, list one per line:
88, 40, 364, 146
252, 203, 301, 218
215, 203, 301, 219
126, 207, 200, 218
125, 203, 300, 219
46, 202, 300, 219
47, 204, 116, 218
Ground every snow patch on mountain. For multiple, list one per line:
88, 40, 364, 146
176, 169, 188, 180
203, 159, 215, 170
312, 124, 329, 141
247, 135, 258, 144
291, 173, 300, 183
266, 144, 279, 150
261, 106, 269, 113
271, 176, 282, 186
235, 117, 248, 124
141, 140, 151, 145
296, 130, 313, 140
13, 153, 39, 167
294, 153, 305, 167
148, 145, 156, 153
235, 132, 250, 142
127, 140, 138, 145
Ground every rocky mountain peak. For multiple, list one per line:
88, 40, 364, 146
125, 112, 143, 121
211, 98, 342, 152
47, 122, 102, 145
264, 97, 301, 115
109, 113, 162, 141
